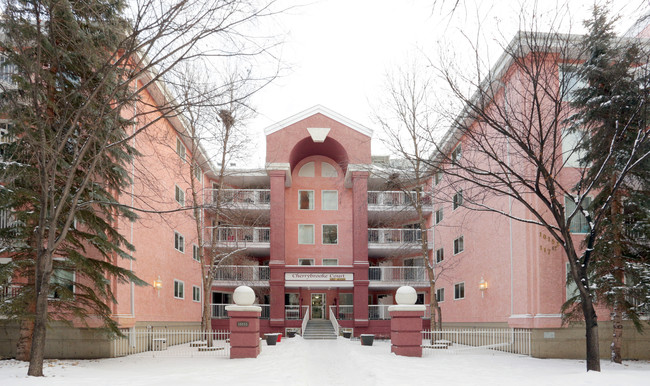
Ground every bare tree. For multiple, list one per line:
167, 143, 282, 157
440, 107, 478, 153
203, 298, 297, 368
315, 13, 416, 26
428, 22, 650, 371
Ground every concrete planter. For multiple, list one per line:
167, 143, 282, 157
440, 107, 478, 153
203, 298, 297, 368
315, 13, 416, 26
265, 333, 279, 346
360, 334, 374, 346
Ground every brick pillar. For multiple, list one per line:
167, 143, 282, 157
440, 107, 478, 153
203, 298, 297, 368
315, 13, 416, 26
268, 169, 287, 327
389, 286, 425, 357
226, 305, 262, 359
351, 170, 369, 327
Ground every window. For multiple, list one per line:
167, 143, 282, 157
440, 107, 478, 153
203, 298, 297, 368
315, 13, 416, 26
322, 225, 338, 245
174, 280, 184, 299
322, 258, 338, 266
454, 282, 465, 300
193, 286, 201, 302
49, 269, 74, 300
436, 288, 445, 302
453, 190, 463, 210
435, 207, 444, 224
559, 65, 586, 102
285, 293, 300, 305
321, 162, 338, 177
176, 138, 186, 161
339, 293, 353, 305
566, 263, 579, 301
174, 231, 185, 253
451, 144, 462, 164
298, 224, 314, 244
298, 162, 315, 177
193, 244, 200, 262
175, 185, 185, 206
0, 56, 17, 85
298, 258, 314, 266
453, 236, 464, 254
193, 163, 202, 181
434, 170, 443, 186
435, 248, 444, 264
562, 129, 588, 168
299, 190, 314, 210
565, 195, 592, 233
322, 190, 338, 210
416, 293, 425, 305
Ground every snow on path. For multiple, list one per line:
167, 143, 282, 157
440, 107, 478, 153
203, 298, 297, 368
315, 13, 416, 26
1, 337, 649, 386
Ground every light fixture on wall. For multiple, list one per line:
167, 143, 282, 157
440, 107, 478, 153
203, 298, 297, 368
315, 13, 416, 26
153, 276, 163, 291
479, 277, 488, 298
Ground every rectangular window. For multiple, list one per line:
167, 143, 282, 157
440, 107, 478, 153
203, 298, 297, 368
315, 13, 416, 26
193, 244, 200, 262
435, 207, 444, 224
176, 138, 186, 161
322, 224, 338, 245
436, 288, 445, 302
192, 285, 201, 302
49, 269, 74, 299
435, 248, 444, 263
322, 258, 338, 266
454, 282, 465, 300
453, 190, 463, 210
0, 56, 17, 85
339, 293, 353, 305
298, 258, 314, 266
285, 293, 300, 305
434, 170, 443, 186
175, 185, 185, 206
193, 163, 202, 181
453, 236, 464, 254
174, 231, 185, 253
299, 190, 314, 210
562, 129, 588, 168
174, 280, 184, 299
565, 195, 592, 233
298, 224, 314, 244
559, 65, 586, 102
322, 190, 338, 210
451, 144, 462, 165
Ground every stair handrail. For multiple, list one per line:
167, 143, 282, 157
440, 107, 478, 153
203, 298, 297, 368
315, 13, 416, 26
329, 306, 340, 337
301, 306, 309, 336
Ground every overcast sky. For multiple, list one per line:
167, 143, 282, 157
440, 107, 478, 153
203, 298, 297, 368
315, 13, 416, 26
241, 0, 649, 167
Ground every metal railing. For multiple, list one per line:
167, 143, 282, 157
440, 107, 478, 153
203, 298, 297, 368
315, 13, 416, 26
208, 227, 270, 244
112, 328, 230, 358
329, 307, 340, 337
212, 265, 270, 283
260, 304, 270, 319
211, 303, 229, 319
329, 305, 353, 320
368, 228, 421, 244
301, 306, 310, 337
206, 189, 270, 207
368, 266, 428, 282
368, 305, 392, 320
0, 284, 20, 303
421, 328, 531, 356
367, 191, 432, 207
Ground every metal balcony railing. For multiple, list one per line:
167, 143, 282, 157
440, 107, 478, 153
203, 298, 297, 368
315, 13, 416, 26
212, 265, 270, 283
368, 266, 428, 282
207, 227, 270, 245
0, 284, 20, 303
205, 189, 270, 207
285, 305, 309, 320
367, 191, 432, 208
368, 228, 421, 244
329, 305, 353, 320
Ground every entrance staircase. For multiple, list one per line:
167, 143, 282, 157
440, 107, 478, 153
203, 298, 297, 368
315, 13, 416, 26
302, 320, 338, 340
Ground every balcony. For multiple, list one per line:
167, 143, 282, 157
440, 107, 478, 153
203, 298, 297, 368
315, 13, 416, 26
368, 266, 428, 287
208, 227, 270, 246
368, 228, 432, 258
212, 265, 270, 286
211, 303, 270, 319
367, 190, 432, 209
0, 284, 20, 303
204, 189, 270, 210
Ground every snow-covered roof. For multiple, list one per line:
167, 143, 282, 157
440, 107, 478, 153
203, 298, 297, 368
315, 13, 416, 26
263, 105, 373, 138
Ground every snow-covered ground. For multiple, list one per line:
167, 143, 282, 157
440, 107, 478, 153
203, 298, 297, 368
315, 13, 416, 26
1, 337, 648, 386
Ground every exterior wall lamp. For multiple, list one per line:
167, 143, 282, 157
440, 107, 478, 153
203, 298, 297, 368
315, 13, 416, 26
153, 276, 163, 291
479, 277, 488, 298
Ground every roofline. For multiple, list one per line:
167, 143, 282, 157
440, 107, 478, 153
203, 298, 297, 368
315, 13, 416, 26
263, 104, 374, 137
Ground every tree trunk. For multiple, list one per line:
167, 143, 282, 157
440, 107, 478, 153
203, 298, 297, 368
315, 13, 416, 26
611, 300, 623, 363
15, 318, 34, 361
581, 296, 601, 372
610, 175, 624, 363
27, 277, 50, 376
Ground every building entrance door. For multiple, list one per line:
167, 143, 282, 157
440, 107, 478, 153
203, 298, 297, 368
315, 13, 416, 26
311, 293, 325, 319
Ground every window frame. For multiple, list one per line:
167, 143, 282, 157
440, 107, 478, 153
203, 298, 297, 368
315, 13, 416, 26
565, 195, 592, 234
451, 144, 462, 164
174, 279, 185, 299
321, 190, 338, 210
453, 235, 464, 255
435, 207, 444, 224
436, 287, 445, 303
559, 65, 587, 102
322, 224, 338, 245
454, 282, 465, 300
298, 224, 315, 245
176, 137, 186, 161
435, 248, 444, 263
192, 244, 200, 262
49, 269, 75, 300
453, 190, 463, 210
174, 231, 185, 253
298, 258, 314, 266
298, 190, 315, 210
175, 185, 185, 206
322, 258, 338, 266
192, 285, 201, 302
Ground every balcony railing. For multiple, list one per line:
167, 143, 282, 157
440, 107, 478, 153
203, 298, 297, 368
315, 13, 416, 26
205, 189, 270, 208
211, 303, 270, 319
368, 266, 428, 283
212, 265, 270, 283
368, 228, 421, 245
368, 305, 391, 320
208, 227, 270, 245
285, 305, 309, 320
329, 305, 353, 320
0, 284, 20, 303
367, 191, 432, 208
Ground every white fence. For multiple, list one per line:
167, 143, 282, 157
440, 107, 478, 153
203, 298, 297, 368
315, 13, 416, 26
112, 329, 230, 358
212, 265, 270, 282
367, 191, 432, 207
421, 328, 531, 356
206, 189, 271, 207
368, 266, 427, 283
210, 227, 271, 244
368, 228, 421, 244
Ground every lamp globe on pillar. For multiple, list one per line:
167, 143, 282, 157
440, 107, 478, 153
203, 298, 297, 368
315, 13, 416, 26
233, 285, 256, 306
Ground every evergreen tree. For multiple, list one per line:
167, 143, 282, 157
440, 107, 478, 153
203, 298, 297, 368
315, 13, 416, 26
566, 6, 650, 363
